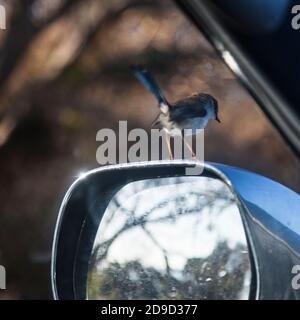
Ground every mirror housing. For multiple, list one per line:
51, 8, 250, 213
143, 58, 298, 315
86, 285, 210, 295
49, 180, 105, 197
51, 160, 300, 300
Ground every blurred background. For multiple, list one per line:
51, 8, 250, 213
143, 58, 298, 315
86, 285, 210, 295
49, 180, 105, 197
0, 0, 299, 299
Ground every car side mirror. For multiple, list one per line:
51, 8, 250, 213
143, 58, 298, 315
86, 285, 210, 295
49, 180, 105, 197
51, 160, 300, 300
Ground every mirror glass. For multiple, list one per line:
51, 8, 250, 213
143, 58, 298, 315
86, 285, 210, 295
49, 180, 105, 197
87, 176, 251, 300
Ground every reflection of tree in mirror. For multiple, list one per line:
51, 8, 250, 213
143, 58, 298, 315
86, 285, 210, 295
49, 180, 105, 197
88, 177, 251, 300
181, 242, 249, 300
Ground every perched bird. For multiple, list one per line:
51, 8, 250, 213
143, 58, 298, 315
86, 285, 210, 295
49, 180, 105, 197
132, 65, 220, 159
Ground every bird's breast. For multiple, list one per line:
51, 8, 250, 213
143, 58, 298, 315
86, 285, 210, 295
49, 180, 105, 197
157, 113, 209, 136
177, 117, 209, 134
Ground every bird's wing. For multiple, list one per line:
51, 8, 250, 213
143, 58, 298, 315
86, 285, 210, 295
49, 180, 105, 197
170, 94, 208, 123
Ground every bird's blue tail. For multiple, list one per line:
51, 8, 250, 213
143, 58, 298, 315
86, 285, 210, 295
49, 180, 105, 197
132, 65, 168, 105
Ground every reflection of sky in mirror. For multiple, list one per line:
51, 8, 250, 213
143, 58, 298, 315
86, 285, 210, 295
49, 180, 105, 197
92, 177, 248, 273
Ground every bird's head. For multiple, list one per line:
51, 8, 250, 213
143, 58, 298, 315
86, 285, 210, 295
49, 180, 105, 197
204, 94, 220, 123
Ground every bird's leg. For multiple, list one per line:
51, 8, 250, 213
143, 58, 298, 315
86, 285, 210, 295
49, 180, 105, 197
182, 135, 196, 159
165, 134, 173, 160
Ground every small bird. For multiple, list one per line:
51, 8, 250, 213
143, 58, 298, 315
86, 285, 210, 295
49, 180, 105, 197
132, 65, 220, 159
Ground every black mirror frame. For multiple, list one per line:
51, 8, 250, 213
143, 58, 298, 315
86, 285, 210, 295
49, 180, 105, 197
51, 160, 300, 300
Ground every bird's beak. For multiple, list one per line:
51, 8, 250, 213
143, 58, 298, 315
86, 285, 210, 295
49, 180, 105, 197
216, 116, 221, 123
